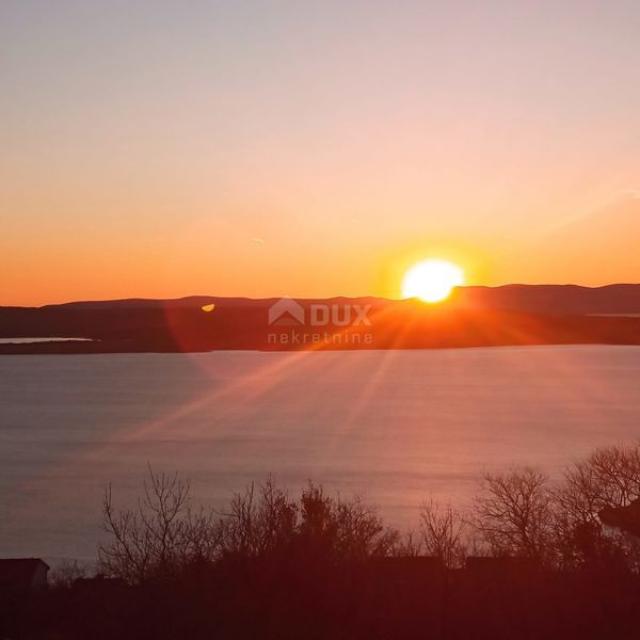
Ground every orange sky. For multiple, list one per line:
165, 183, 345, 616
2, 1, 639, 306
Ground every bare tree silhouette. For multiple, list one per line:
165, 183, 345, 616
419, 499, 467, 567
99, 467, 222, 583
473, 468, 556, 562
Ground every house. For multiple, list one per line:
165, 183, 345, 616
368, 555, 445, 587
0, 559, 49, 594
465, 556, 539, 582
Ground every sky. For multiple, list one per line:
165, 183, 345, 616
1, 0, 639, 306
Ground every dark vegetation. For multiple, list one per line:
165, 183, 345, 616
4, 444, 640, 639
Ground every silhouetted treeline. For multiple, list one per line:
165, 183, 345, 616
4, 443, 640, 639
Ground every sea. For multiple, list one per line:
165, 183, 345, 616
1, 345, 640, 563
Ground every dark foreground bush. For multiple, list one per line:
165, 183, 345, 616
3, 443, 640, 639
8, 557, 640, 640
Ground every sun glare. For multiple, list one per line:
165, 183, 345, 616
401, 259, 465, 303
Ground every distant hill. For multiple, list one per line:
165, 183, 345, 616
1, 284, 640, 353
455, 284, 640, 315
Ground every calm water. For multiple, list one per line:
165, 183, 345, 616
1, 346, 640, 562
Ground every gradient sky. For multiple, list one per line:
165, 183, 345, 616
2, 0, 639, 306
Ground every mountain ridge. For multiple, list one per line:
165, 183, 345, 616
4, 283, 640, 312
1, 284, 640, 353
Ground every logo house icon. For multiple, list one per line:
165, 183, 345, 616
268, 298, 305, 326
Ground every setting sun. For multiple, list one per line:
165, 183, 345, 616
401, 259, 465, 303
